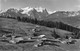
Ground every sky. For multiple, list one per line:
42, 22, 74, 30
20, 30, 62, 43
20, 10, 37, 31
1, 0, 80, 11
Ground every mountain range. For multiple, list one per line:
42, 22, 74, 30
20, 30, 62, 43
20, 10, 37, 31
0, 7, 50, 19
44, 11, 80, 27
1, 7, 80, 27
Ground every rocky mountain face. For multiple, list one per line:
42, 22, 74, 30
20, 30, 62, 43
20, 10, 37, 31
0, 7, 50, 19
43, 11, 80, 27
47, 11, 80, 18
1, 7, 80, 26
1, 7, 80, 19
0, 8, 28, 18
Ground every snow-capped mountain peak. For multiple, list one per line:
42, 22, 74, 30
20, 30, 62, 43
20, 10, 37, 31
48, 11, 56, 14
21, 7, 34, 16
20, 7, 50, 19
21, 7, 48, 16
0, 9, 7, 13
0, 7, 50, 19
35, 7, 45, 12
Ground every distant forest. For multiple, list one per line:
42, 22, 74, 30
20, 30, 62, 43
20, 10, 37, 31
16, 16, 80, 32
0, 16, 80, 35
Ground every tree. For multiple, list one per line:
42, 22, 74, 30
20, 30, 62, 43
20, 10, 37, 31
51, 29, 60, 39
17, 16, 21, 21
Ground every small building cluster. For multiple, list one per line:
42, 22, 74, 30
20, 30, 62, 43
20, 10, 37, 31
0, 27, 77, 48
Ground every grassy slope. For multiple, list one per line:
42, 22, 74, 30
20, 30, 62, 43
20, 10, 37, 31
44, 15, 80, 27
0, 18, 79, 51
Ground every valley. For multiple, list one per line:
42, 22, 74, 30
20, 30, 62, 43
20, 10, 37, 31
0, 7, 80, 51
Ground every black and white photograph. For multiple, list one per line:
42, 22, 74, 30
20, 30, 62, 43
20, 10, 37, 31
0, 0, 80, 51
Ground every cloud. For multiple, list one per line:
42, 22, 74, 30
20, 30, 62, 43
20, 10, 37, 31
78, 0, 80, 1
76, 5, 80, 8
77, 0, 80, 3
74, 0, 80, 9
0, 0, 1, 10
74, 5, 80, 11
3, 0, 7, 2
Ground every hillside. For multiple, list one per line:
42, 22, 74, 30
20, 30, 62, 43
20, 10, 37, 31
44, 16, 80, 26
1, 8, 80, 27
1, 7, 80, 51
0, 17, 77, 51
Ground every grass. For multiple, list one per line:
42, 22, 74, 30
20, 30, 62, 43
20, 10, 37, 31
0, 18, 79, 51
